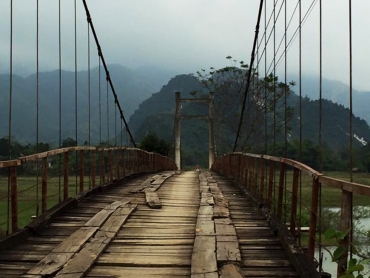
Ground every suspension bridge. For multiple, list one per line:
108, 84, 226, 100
1, 1, 369, 277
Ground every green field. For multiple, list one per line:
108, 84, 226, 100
0, 175, 93, 236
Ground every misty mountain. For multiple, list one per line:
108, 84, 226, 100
0, 64, 157, 144
292, 75, 370, 125
129, 74, 370, 158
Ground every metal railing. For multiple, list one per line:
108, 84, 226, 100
0, 147, 176, 237
211, 152, 370, 276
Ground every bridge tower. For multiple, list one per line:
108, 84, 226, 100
174, 92, 215, 170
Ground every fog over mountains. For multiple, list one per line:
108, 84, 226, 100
1, 64, 369, 149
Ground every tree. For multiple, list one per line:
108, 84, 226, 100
62, 137, 77, 148
193, 57, 295, 152
139, 132, 170, 156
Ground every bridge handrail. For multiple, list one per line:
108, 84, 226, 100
0, 146, 177, 238
212, 152, 366, 274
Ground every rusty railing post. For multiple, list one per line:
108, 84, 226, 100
277, 163, 285, 220
267, 161, 274, 210
115, 149, 120, 179
42, 157, 48, 213
308, 177, 320, 262
260, 158, 265, 200
108, 149, 113, 182
10, 166, 18, 233
122, 149, 125, 177
91, 150, 96, 188
79, 150, 84, 193
337, 189, 353, 276
100, 150, 105, 185
290, 168, 300, 235
63, 152, 69, 200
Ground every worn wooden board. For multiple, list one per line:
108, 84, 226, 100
219, 263, 244, 278
195, 220, 215, 236
145, 191, 162, 208
51, 227, 98, 253
191, 236, 217, 275
27, 253, 74, 275
217, 241, 241, 262
215, 224, 237, 236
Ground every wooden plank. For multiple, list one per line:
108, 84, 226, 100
52, 227, 98, 253
215, 224, 236, 236
145, 191, 162, 209
87, 266, 190, 276
219, 263, 244, 278
192, 273, 218, 278
191, 236, 217, 275
100, 205, 137, 233
217, 241, 241, 262
213, 205, 230, 219
27, 253, 74, 275
56, 204, 137, 276
96, 254, 190, 265
195, 220, 214, 235
84, 209, 115, 227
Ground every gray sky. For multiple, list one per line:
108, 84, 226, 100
1, 0, 370, 91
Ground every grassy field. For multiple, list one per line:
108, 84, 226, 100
0, 175, 93, 235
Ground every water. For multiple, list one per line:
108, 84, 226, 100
315, 208, 370, 277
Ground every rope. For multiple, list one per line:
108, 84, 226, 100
36, 0, 40, 216
233, 0, 264, 152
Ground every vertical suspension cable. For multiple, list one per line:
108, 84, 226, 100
284, 0, 287, 157
298, 0, 302, 247
348, 0, 353, 259
318, 0, 323, 270
74, 0, 78, 194
7, 0, 13, 235
58, 0, 62, 201
107, 80, 110, 144
36, 0, 40, 217
264, 1, 267, 154
283, 0, 287, 226
318, 0, 322, 172
273, 0, 276, 156
88, 23, 91, 146
115, 103, 117, 146
99, 58, 102, 144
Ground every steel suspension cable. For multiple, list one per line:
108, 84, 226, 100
88, 24, 91, 146
348, 0, 354, 259
58, 0, 62, 201
298, 0, 303, 248
82, 0, 136, 147
233, 0, 264, 152
273, 1, 276, 156
318, 0, 323, 271
263, 0, 318, 75
74, 0, 78, 194
264, 1, 267, 154
284, 0, 287, 157
107, 80, 110, 144
36, 0, 40, 216
7, 0, 13, 235
99, 58, 102, 143
256, 0, 279, 65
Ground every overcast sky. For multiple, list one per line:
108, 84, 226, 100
1, 0, 370, 91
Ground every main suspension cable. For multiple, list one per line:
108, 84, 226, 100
233, 0, 264, 152
82, 0, 136, 147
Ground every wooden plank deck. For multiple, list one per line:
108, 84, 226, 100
0, 171, 310, 277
